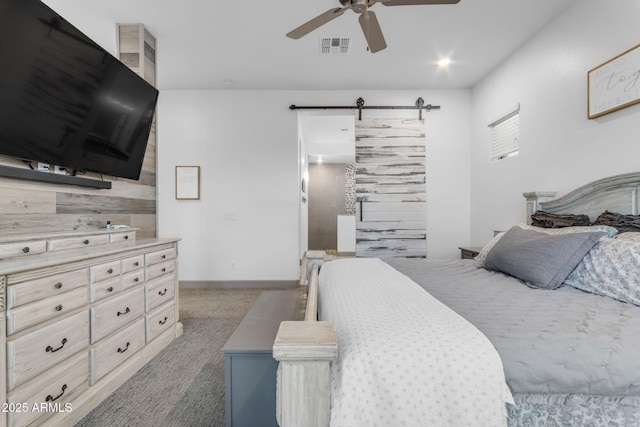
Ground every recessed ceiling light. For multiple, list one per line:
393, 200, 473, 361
437, 57, 451, 67
224, 80, 235, 86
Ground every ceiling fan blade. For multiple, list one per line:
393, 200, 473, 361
382, 0, 460, 6
358, 11, 387, 53
286, 7, 349, 39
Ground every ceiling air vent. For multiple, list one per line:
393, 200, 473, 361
320, 37, 349, 55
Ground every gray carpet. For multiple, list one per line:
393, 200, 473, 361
75, 288, 278, 427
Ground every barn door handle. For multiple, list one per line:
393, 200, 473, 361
359, 200, 363, 222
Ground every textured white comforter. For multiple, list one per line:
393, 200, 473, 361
318, 258, 513, 427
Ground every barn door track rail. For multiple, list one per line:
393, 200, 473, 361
289, 97, 440, 120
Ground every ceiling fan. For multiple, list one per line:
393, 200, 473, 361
286, 0, 461, 53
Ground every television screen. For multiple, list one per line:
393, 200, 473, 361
0, 0, 158, 180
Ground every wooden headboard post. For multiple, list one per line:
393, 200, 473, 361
522, 191, 557, 224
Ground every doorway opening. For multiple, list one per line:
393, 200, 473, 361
298, 112, 356, 259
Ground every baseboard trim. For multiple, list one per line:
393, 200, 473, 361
180, 280, 299, 289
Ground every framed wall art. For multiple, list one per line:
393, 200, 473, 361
175, 166, 200, 200
588, 43, 640, 119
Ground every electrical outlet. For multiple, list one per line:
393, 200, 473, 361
37, 162, 50, 172
230, 261, 236, 270
223, 212, 238, 221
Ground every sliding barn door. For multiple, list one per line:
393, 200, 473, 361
355, 118, 426, 258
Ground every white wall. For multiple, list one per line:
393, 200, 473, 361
158, 89, 471, 281
470, 0, 640, 246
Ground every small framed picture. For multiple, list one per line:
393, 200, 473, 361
175, 166, 200, 200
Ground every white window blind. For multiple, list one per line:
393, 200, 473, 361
489, 108, 519, 162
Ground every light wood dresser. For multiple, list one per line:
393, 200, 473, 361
0, 229, 182, 427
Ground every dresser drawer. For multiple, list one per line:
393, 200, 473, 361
122, 269, 144, 290
47, 234, 110, 252
122, 254, 144, 273
90, 318, 145, 384
90, 275, 123, 303
145, 274, 176, 312
0, 239, 47, 260
7, 351, 89, 427
146, 301, 175, 343
145, 247, 177, 267
7, 286, 89, 336
7, 311, 90, 390
110, 231, 135, 244
91, 287, 145, 343
90, 260, 122, 283
146, 259, 176, 281
7, 268, 88, 309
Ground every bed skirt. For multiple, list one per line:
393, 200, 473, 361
507, 394, 640, 426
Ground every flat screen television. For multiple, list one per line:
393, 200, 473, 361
0, 0, 159, 181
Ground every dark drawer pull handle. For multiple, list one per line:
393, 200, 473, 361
55, 304, 63, 311
161, 255, 166, 259
117, 342, 130, 353
22, 246, 30, 253
124, 235, 129, 240
117, 307, 131, 316
158, 288, 167, 296
46, 384, 67, 402
107, 268, 114, 274
159, 316, 168, 325
134, 262, 139, 267
134, 277, 140, 283
161, 268, 166, 272
46, 338, 67, 353
83, 239, 90, 245
54, 282, 63, 289
107, 286, 114, 292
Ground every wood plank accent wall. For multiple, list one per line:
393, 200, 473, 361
0, 24, 157, 239
355, 118, 427, 258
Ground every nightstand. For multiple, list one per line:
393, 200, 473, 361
458, 246, 483, 260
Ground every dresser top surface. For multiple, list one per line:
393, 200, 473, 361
0, 237, 180, 275
0, 228, 139, 244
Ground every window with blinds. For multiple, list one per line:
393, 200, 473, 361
489, 108, 519, 162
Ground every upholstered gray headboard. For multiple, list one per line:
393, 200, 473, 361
523, 171, 640, 224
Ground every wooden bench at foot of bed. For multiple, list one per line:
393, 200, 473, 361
222, 289, 306, 427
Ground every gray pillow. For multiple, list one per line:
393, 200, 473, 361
484, 226, 605, 289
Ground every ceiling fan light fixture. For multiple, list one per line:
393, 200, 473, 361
352, 0, 368, 13
287, 0, 461, 53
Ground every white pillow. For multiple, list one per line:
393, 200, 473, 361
475, 231, 505, 264
519, 223, 618, 238
616, 232, 640, 242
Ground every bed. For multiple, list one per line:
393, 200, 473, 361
273, 171, 640, 427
